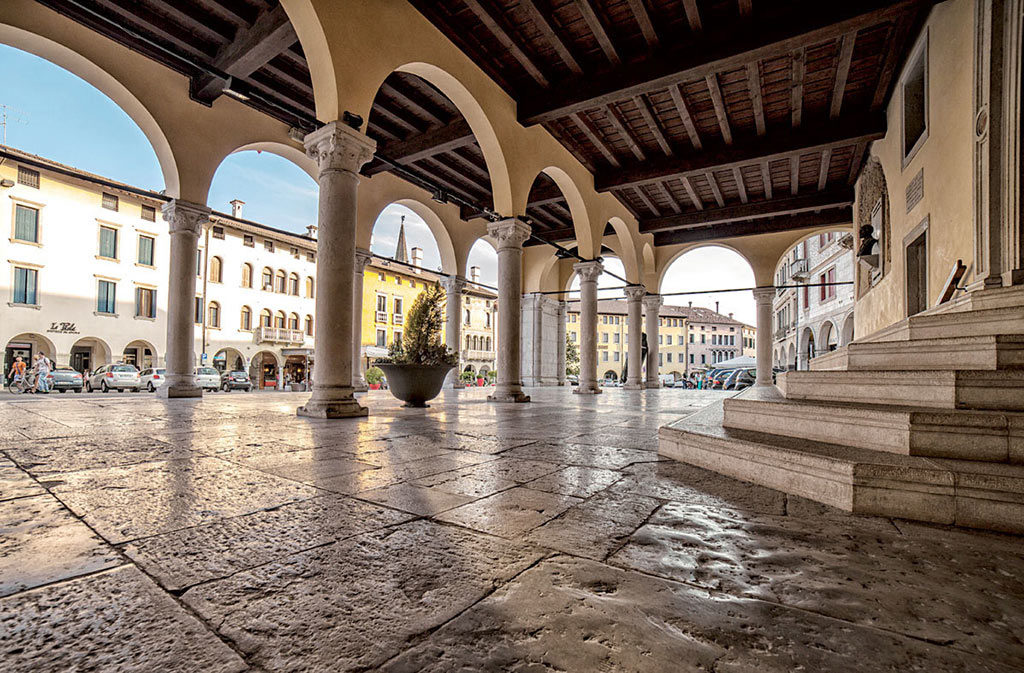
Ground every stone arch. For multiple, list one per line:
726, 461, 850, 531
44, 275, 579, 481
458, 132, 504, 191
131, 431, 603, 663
370, 199, 458, 275
528, 166, 593, 260
213, 347, 246, 372
801, 326, 816, 365
249, 349, 281, 389
656, 243, 755, 294
841, 312, 856, 345
277, 0, 338, 123
819, 320, 839, 352
120, 339, 157, 369
788, 343, 797, 369
230, 142, 317, 180
67, 336, 110, 371
0, 23, 180, 196
856, 156, 891, 295
603, 216, 639, 283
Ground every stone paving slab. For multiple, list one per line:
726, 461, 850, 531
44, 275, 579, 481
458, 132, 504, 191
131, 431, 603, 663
611, 500, 1024, 667
526, 491, 661, 560
435, 486, 581, 538
525, 465, 623, 497
0, 494, 123, 596
379, 556, 1007, 673
124, 494, 413, 590
354, 482, 477, 516
504, 441, 661, 470
1, 565, 248, 673
46, 456, 320, 543
0, 457, 44, 501
182, 520, 545, 672
3, 435, 190, 475
223, 449, 379, 485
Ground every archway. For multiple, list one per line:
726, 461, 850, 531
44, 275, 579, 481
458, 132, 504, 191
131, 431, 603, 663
788, 344, 797, 370
819, 320, 839, 353
369, 202, 455, 274
121, 339, 157, 370
522, 168, 592, 259
67, 336, 111, 373
249, 351, 281, 390
802, 327, 815, 368
5, 333, 57, 379
603, 370, 618, 382
207, 147, 318, 234
214, 347, 246, 373
841, 313, 855, 346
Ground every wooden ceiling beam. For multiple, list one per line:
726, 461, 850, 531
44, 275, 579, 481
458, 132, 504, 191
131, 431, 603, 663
594, 114, 884, 190
682, 0, 703, 33
732, 167, 749, 203
519, 0, 584, 74
668, 84, 702, 150
191, 4, 297, 104
706, 172, 726, 207
463, 0, 550, 87
817, 148, 832, 190
652, 207, 853, 245
571, 111, 622, 167
634, 185, 662, 217
633, 93, 673, 155
519, 0, 927, 125
627, 0, 659, 49
747, 62, 766, 136
639, 188, 854, 233
657, 182, 683, 214
705, 74, 734, 145
379, 82, 446, 127
574, 0, 621, 66
790, 155, 800, 196
790, 47, 806, 128
761, 160, 773, 199
871, 11, 919, 110
738, 0, 753, 18
367, 118, 475, 175
605, 104, 647, 161
680, 176, 704, 210
830, 31, 857, 119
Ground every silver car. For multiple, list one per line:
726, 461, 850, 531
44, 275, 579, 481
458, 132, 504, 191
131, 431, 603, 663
194, 367, 221, 392
139, 368, 166, 392
86, 364, 141, 393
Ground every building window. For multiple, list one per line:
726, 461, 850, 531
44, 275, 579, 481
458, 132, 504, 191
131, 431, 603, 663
307, 252, 315, 262
289, 273, 299, 296
194, 296, 203, 324
137, 235, 155, 266
197, 250, 203, 276
394, 297, 403, 315
689, 334, 694, 343
602, 333, 608, 343
98, 226, 118, 259
135, 287, 156, 318
17, 166, 40, 188
701, 354, 706, 364
141, 205, 156, 222
243, 234, 254, 247
689, 354, 694, 364
275, 270, 286, 293
701, 334, 706, 344
819, 268, 837, 301
901, 35, 928, 163
13, 204, 39, 243
305, 276, 314, 298
613, 351, 619, 362
570, 331, 577, 342
212, 225, 225, 239
262, 267, 273, 290
376, 329, 387, 347
289, 313, 299, 330
602, 351, 609, 362
485, 312, 491, 327
96, 280, 116, 314
395, 276, 402, 286
210, 256, 223, 283
393, 330, 403, 346
667, 353, 672, 363
261, 309, 272, 327
264, 240, 274, 252
242, 263, 253, 288
274, 311, 286, 328
240, 305, 252, 330
379, 272, 386, 281
376, 295, 387, 314
208, 301, 221, 328
101, 193, 119, 211
464, 308, 471, 325
666, 335, 672, 345
613, 333, 620, 344
305, 315, 313, 336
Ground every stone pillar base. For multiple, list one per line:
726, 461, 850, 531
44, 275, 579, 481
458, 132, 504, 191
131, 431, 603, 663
489, 390, 531, 403
574, 387, 602, 395
157, 383, 202, 399
623, 382, 645, 390
353, 383, 369, 393
297, 398, 368, 418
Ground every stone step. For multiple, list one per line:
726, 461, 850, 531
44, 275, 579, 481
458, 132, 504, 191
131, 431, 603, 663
777, 369, 1024, 411
861, 306, 1024, 344
842, 334, 1024, 371
722, 395, 1022, 462
659, 402, 1024, 534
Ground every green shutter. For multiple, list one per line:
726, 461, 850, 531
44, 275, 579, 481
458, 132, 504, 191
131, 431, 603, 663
138, 236, 154, 265
14, 205, 38, 243
100, 227, 117, 258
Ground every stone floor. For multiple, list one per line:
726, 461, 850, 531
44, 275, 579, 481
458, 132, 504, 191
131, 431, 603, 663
2, 387, 1023, 672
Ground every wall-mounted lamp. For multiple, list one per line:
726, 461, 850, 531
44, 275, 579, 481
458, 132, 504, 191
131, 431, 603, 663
0, 179, 14, 188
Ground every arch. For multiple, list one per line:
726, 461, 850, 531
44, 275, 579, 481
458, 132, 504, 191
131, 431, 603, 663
0, 24, 179, 196
304, 314, 314, 336
213, 347, 246, 372
240, 305, 253, 331
274, 310, 287, 328
278, 0, 338, 123
210, 256, 223, 283
289, 272, 300, 296
372, 199, 458, 275
305, 276, 315, 298
121, 339, 157, 369
603, 216, 639, 283
841, 312, 855, 346
241, 263, 253, 288
66, 335, 107, 372
249, 349, 281, 389
260, 308, 272, 328
788, 343, 797, 369
801, 326, 815, 366
819, 320, 838, 352
656, 243, 754, 293
463, 364, 476, 374
392, 62, 512, 215
261, 267, 274, 291
208, 301, 221, 328
530, 166, 593, 260
229, 142, 317, 180
603, 370, 618, 381
275, 269, 287, 293
289, 312, 300, 330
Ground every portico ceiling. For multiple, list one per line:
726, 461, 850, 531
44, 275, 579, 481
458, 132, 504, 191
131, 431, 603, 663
33, 0, 932, 247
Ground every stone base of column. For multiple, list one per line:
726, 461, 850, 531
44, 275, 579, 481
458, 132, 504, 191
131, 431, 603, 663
157, 376, 202, 399
623, 382, 645, 390
574, 385, 602, 395
489, 386, 531, 403
297, 386, 368, 418
353, 382, 369, 393
645, 380, 661, 389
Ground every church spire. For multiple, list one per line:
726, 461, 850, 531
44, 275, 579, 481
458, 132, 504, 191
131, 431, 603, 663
395, 214, 409, 264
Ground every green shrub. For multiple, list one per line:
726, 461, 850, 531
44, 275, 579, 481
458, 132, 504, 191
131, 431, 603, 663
375, 283, 458, 367
364, 366, 384, 385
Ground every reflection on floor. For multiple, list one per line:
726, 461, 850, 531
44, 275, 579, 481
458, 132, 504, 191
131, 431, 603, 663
1, 387, 1022, 672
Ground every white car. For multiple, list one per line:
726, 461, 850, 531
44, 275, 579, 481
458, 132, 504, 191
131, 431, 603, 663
139, 368, 166, 392
86, 364, 141, 393
194, 367, 221, 392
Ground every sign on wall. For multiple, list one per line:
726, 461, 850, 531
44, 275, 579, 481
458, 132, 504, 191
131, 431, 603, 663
46, 322, 79, 334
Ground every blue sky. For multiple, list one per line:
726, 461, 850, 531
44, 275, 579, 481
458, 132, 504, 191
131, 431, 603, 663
0, 44, 753, 318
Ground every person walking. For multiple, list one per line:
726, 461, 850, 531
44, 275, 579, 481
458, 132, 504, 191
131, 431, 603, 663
8, 356, 26, 388
32, 353, 51, 394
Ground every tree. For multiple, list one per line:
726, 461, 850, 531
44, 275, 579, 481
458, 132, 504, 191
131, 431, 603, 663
379, 283, 458, 366
565, 333, 580, 376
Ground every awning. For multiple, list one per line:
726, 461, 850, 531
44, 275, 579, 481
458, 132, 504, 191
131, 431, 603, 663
281, 348, 314, 356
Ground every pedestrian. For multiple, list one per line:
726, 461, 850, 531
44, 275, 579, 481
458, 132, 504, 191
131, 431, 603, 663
32, 353, 51, 393
8, 356, 26, 387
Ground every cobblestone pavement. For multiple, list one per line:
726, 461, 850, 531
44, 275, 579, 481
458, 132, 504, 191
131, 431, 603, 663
2, 387, 1023, 672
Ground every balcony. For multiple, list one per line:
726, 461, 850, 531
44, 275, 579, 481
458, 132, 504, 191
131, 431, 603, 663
375, 310, 388, 323
461, 349, 493, 361
393, 313, 404, 326
789, 258, 809, 281
255, 326, 305, 345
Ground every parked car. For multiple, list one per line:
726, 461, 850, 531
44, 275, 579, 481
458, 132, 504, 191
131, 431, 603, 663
86, 364, 141, 393
139, 368, 166, 392
566, 375, 579, 386
194, 367, 221, 392
49, 367, 83, 393
220, 370, 253, 392
729, 368, 757, 390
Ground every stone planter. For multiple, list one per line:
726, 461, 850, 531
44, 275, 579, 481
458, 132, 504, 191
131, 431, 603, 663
377, 363, 454, 408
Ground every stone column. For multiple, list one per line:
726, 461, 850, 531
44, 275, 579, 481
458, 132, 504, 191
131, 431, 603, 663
624, 286, 646, 389
556, 300, 567, 385
644, 294, 662, 388
488, 218, 531, 403
574, 260, 603, 395
753, 287, 775, 387
297, 121, 376, 418
441, 275, 467, 388
531, 294, 545, 385
158, 199, 209, 399
352, 248, 372, 392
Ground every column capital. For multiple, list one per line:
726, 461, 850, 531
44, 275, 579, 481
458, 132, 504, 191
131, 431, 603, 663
556, 299, 568, 315
643, 294, 663, 310
304, 121, 377, 175
624, 285, 647, 301
354, 247, 373, 272
752, 286, 776, 303
487, 218, 532, 250
162, 200, 210, 236
440, 275, 467, 294
573, 259, 604, 282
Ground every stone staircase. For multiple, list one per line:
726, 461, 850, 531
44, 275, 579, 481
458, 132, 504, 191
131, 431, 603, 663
659, 288, 1024, 534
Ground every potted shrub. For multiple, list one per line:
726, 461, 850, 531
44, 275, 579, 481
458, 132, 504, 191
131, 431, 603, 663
459, 370, 476, 387
375, 283, 458, 407
365, 366, 384, 390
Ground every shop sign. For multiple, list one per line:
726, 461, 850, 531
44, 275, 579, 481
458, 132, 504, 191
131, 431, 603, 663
46, 322, 79, 334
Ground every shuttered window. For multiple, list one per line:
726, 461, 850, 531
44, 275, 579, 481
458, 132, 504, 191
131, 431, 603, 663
13, 267, 37, 305
97, 280, 116, 314
13, 204, 38, 243
99, 226, 118, 258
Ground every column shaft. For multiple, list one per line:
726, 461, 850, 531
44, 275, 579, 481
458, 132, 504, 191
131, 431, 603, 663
352, 248, 372, 391
753, 287, 775, 386
556, 301, 567, 386
644, 295, 662, 388
158, 200, 209, 399
441, 276, 466, 388
574, 260, 603, 395
297, 122, 376, 418
488, 218, 531, 402
624, 286, 646, 389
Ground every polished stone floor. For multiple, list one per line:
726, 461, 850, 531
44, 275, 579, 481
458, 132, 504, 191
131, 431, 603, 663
2, 387, 1023, 672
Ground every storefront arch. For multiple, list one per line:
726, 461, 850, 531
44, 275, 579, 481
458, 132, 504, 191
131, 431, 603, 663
66, 336, 111, 373
4, 333, 57, 376
249, 350, 281, 390
213, 348, 246, 373
120, 339, 157, 370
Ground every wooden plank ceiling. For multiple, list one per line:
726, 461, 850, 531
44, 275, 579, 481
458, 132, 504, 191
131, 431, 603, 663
35, 0, 934, 248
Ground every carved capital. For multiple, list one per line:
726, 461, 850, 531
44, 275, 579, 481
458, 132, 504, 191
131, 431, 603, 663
440, 275, 467, 295
487, 218, 532, 250
304, 121, 377, 175
354, 248, 373, 273
573, 260, 603, 283
162, 200, 210, 237
624, 285, 647, 301
643, 294, 663, 311
752, 286, 776, 304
